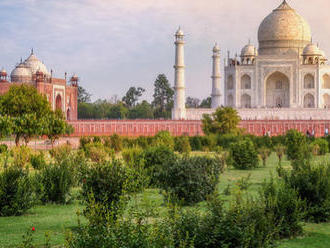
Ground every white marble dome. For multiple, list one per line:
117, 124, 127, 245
241, 44, 257, 57
24, 52, 50, 76
303, 44, 321, 56
258, 0, 311, 55
11, 63, 32, 78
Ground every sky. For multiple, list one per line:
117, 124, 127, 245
0, 0, 330, 103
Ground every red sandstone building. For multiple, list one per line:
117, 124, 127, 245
0, 50, 78, 120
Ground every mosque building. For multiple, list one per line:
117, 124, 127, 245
172, 0, 330, 120
0, 50, 78, 120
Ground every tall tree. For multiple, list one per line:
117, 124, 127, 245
202, 107, 241, 135
122, 87, 145, 108
46, 110, 73, 147
186, 97, 200, 108
128, 100, 154, 119
78, 86, 92, 103
199, 97, 212, 108
152, 74, 174, 118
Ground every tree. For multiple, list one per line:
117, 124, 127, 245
0, 85, 52, 146
46, 110, 73, 148
122, 87, 145, 108
202, 107, 241, 135
186, 97, 200, 108
128, 100, 154, 119
152, 74, 174, 118
78, 86, 92, 103
199, 97, 212, 108
0, 115, 13, 139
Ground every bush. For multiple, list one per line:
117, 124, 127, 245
153, 131, 174, 150
35, 159, 75, 204
285, 130, 310, 162
84, 142, 108, 163
49, 144, 72, 164
0, 166, 35, 216
79, 136, 92, 151
311, 139, 329, 155
110, 134, 122, 153
174, 136, 191, 154
216, 133, 240, 149
0, 144, 8, 154
200, 135, 217, 151
282, 161, 330, 222
159, 156, 224, 205
122, 146, 144, 166
11, 146, 32, 168
142, 145, 177, 186
258, 147, 271, 167
136, 136, 150, 149
30, 151, 47, 170
229, 138, 259, 169
189, 136, 203, 151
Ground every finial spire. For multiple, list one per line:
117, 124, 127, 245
31, 48, 34, 55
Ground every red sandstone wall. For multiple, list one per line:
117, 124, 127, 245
68, 119, 330, 137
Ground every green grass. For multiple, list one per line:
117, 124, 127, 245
0, 152, 329, 247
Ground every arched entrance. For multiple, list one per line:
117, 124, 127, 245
266, 72, 290, 108
55, 94, 62, 111
241, 75, 251, 89
323, 94, 330, 108
303, 94, 315, 108
227, 94, 234, 107
241, 94, 251, 108
67, 108, 71, 120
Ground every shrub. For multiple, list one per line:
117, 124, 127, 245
84, 142, 108, 163
0, 166, 35, 216
35, 159, 75, 204
92, 136, 101, 143
311, 139, 328, 155
0, 144, 8, 154
229, 138, 259, 169
189, 136, 202, 151
153, 131, 174, 150
159, 156, 224, 205
142, 145, 177, 186
252, 135, 273, 149
11, 146, 32, 168
49, 144, 72, 164
121, 146, 144, 166
30, 151, 46, 170
110, 134, 122, 153
260, 178, 304, 238
79, 136, 92, 151
216, 133, 240, 149
282, 161, 330, 222
200, 135, 217, 151
136, 136, 149, 149
174, 136, 191, 154
258, 147, 271, 167
274, 144, 286, 165
285, 129, 310, 162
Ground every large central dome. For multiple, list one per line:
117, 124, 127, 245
258, 0, 311, 55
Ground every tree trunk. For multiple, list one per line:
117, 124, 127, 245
15, 135, 20, 147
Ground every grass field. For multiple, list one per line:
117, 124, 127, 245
0, 152, 329, 247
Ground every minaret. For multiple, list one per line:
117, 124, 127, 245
211, 43, 221, 108
172, 27, 186, 120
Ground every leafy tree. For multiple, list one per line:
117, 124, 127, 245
199, 96, 212, 108
152, 74, 174, 119
128, 100, 154, 119
285, 129, 310, 162
0, 115, 13, 139
78, 86, 92, 103
186, 97, 200, 108
258, 147, 271, 167
46, 110, 73, 148
202, 107, 241, 135
122, 87, 145, 108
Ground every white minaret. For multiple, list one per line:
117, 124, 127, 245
172, 27, 186, 120
211, 43, 221, 108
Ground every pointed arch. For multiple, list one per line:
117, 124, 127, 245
303, 93, 315, 108
266, 71, 290, 108
241, 94, 251, 108
55, 94, 62, 111
323, 94, 330, 108
322, 74, 330, 89
241, 74, 251, 89
304, 74, 314, 89
227, 94, 234, 107
227, 75, 234, 90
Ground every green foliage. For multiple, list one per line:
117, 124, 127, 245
122, 86, 145, 108
216, 133, 241, 149
0, 166, 35, 216
174, 136, 191, 154
202, 107, 241, 135
189, 136, 202, 151
236, 173, 251, 190
152, 74, 174, 119
229, 138, 259, 170
311, 139, 329, 155
45, 110, 70, 147
35, 159, 75, 204
258, 146, 271, 167
110, 134, 122, 152
128, 100, 154, 119
49, 144, 73, 164
200, 135, 217, 151
159, 156, 224, 205
136, 136, 150, 149
153, 130, 174, 150
0, 144, 8, 154
0, 115, 13, 138
84, 142, 108, 163
285, 129, 311, 162
78, 101, 129, 120
79, 136, 92, 151
121, 146, 144, 166
282, 161, 330, 222
11, 146, 32, 168
274, 144, 286, 165
30, 151, 46, 170
142, 145, 177, 186
77, 85, 91, 103
261, 178, 304, 238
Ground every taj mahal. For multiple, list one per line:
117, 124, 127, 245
172, 0, 330, 120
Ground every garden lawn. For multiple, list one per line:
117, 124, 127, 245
0, 202, 85, 248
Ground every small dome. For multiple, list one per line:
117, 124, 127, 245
10, 63, 32, 78
213, 43, 220, 53
241, 44, 257, 57
0, 68, 7, 76
303, 43, 321, 56
175, 27, 184, 36
24, 52, 50, 76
